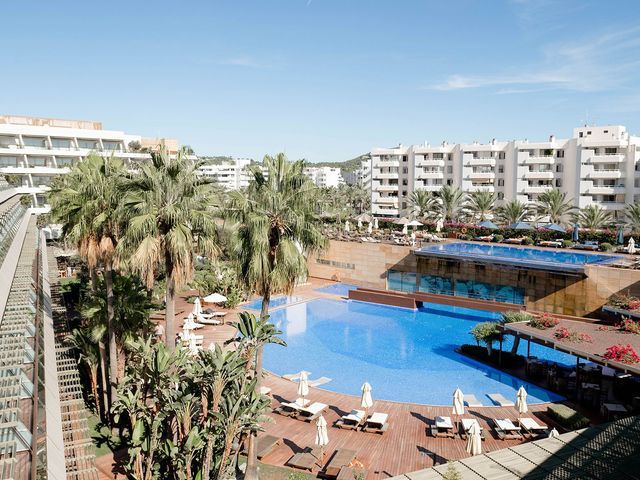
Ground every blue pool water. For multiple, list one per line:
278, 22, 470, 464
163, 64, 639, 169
418, 242, 619, 266
264, 298, 572, 405
244, 295, 304, 311
314, 283, 360, 296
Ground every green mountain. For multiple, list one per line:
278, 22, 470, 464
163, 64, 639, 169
307, 154, 368, 172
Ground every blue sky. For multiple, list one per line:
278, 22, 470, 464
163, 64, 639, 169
3, 0, 640, 162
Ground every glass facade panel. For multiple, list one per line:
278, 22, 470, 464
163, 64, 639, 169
387, 270, 417, 293
102, 140, 121, 151
78, 139, 98, 149
23, 136, 46, 148
56, 157, 76, 167
0, 156, 18, 167
29, 157, 48, 167
51, 138, 72, 149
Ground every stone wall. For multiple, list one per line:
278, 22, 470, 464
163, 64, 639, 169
307, 240, 640, 317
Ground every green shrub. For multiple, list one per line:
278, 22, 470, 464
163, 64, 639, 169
547, 404, 589, 429
501, 311, 534, 324
600, 242, 613, 251
494, 234, 504, 242
523, 236, 534, 245
562, 239, 574, 248
442, 462, 462, 480
458, 234, 470, 241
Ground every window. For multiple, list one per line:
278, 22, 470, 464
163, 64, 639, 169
555, 179, 562, 187
51, 138, 72, 149
579, 132, 584, 138
402, 167, 408, 174
498, 166, 504, 173
497, 192, 504, 200
498, 179, 504, 186
402, 179, 407, 186
23, 137, 46, 148
419, 274, 453, 295
402, 155, 408, 162
447, 179, 453, 185
498, 152, 505, 159
56, 157, 76, 167
387, 270, 416, 293
587, 131, 592, 135
605, 148, 618, 155
557, 150, 564, 158
447, 166, 453, 174
0, 156, 18, 167
556, 164, 563, 173
103, 140, 121, 151
29, 157, 48, 167
78, 139, 98, 149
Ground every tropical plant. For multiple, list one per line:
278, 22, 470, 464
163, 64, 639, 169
534, 189, 576, 225
119, 147, 220, 351
470, 322, 500, 356
625, 202, 640, 234
574, 204, 612, 230
496, 200, 530, 226
500, 311, 534, 355
50, 153, 126, 411
66, 328, 102, 416
465, 190, 495, 221
436, 185, 466, 221
408, 189, 437, 220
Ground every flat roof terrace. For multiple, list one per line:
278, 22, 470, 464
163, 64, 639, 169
415, 242, 624, 274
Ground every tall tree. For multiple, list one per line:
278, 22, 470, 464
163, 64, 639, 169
626, 202, 640, 234
496, 200, 531, 226
574, 204, 613, 229
436, 185, 466, 221
228, 153, 326, 479
50, 153, 125, 413
465, 190, 496, 221
534, 189, 576, 224
119, 147, 219, 352
408, 189, 437, 219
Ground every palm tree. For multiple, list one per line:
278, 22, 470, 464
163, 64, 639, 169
66, 328, 101, 417
436, 185, 466, 222
626, 202, 640, 234
534, 189, 576, 224
466, 190, 496, 221
408, 189, 437, 219
496, 200, 531, 226
119, 147, 219, 352
50, 153, 125, 412
228, 153, 325, 479
574, 204, 613, 229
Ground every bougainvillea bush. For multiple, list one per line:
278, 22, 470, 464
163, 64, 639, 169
529, 313, 560, 330
603, 344, 640, 364
554, 326, 593, 343
619, 318, 640, 335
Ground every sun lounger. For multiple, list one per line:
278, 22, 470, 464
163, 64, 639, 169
308, 376, 332, 387
430, 416, 455, 438
463, 394, 483, 407
573, 241, 599, 251
274, 397, 310, 416
287, 447, 321, 471
459, 418, 486, 440
256, 434, 280, 459
336, 409, 365, 430
538, 239, 563, 248
363, 412, 389, 434
519, 417, 548, 437
487, 393, 515, 407
493, 418, 523, 440
504, 237, 526, 244
297, 402, 328, 422
324, 449, 358, 478
475, 235, 494, 242
198, 317, 222, 325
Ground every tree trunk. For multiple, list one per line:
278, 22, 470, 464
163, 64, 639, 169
90, 366, 100, 419
244, 291, 271, 480
486, 343, 493, 357
104, 261, 118, 413
165, 257, 176, 352
510, 336, 521, 355
91, 267, 110, 421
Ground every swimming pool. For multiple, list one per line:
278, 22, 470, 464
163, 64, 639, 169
244, 295, 304, 311
263, 298, 571, 405
314, 283, 360, 296
417, 242, 619, 272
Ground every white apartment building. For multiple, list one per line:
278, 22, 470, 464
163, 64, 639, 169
197, 158, 255, 190
304, 166, 345, 188
369, 125, 640, 219
0, 115, 180, 207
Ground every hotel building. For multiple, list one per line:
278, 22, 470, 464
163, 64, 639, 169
197, 158, 256, 190
0, 115, 180, 208
369, 125, 639, 219
303, 166, 345, 188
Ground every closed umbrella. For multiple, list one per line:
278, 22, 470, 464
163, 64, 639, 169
548, 428, 559, 438
572, 224, 580, 242
367, 222, 373, 234
466, 421, 482, 456
629, 237, 636, 255
402, 224, 408, 235
452, 388, 465, 432
298, 371, 309, 403
315, 415, 329, 462
192, 297, 202, 316
358, 219, 363, 229
516, 386, 528, 424
617, 226, 625, 245
436, 218, 444, 233
373, 218, 379, 229
184, 313, 196, 330
360, 382, 373, 419
345, 220, 350, 232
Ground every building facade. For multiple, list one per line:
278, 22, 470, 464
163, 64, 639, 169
0, 115, 179, 208
303, 166, 345, 188
369, 125, 639, 219
197, 158, 255, 190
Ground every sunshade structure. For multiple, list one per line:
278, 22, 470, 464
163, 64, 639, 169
542, 223, 566, 233
572, 224, 580, 242
465, 421, 482, 456
373, 218, 379, 229
516, 386, 528, 422
406, 220, 423, 228
355, 213, 372, 223
367, 222, 373, 234
203, 293, 227, 304
394, 217, 410, 225
344, 220, 350, 232
478, 220, 498, 230
509, 222, 532, 230
357, 219, 363, 228
402, 224, 408, 235
192, 297, 202, 316
297, 371, 309, 403
629, 237, 636, 255
452, 388, 464, 430
617, 226, 625, 245
315, 415, 329, 460
389, 416, 640, 480
361, 382, 373, 417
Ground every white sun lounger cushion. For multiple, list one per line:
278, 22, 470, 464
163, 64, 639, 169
495, 419, 520, 431
300, 402, 327, 415
342, 410, 365, 423
282, 398, 310, 410
435, 416, 453, 429
520, 417, 546, 431
488, 393, 515, 407
461, 418, 482, 431
463, 394, 483, 407
368, 413, 388, 426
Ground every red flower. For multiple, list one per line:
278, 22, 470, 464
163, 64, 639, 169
604, 344, 640, 364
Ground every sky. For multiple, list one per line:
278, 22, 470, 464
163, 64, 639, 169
3, 0, 640, 162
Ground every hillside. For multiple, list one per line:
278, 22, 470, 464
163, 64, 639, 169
309, 154, 368, 172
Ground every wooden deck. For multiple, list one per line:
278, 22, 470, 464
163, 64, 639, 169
259, 374, 551, 479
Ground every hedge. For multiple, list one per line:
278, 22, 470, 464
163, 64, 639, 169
459, 344, 526, 369
546, 404, 589, 429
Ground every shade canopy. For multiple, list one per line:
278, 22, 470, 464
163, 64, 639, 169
344, 220, 350, 232
452, 388, 465, 416
466, 421, 482, 456
394, 217, 410, 225
192, 298, 202, 316
542, 223, 566, 233
297, 371, 309, 398
203, 293, 227, 304
617, 226, 625, 245
360, 382, 373, 410
548, 428, 559, 438
402, 224, 408, 235
406, 220, 423, 227
509, 222, 532, 230
315, 415, 329, 447
357, 219, 363, 228
478, 220, 498, 230
355, 213, 372, 223
373, 218, 379, 229
629, 237, 636, 255
367, 222, 373, 234
516, 386, 528, 415
572, 224, 580, 242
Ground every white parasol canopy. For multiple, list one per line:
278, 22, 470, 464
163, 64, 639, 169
297, 371, 309, 401
373, 218, 379, 229
516, 386, 528, 420
315, 414, 329, 459
203, 293, 227, 304
345, 220, 350, 232
548, 428, 559, 438
357, 219, 363, 228
192, 297, 202, 316
360, 382, 373, 416
465, 421, 482, 455
407, 220, 423, 227
452, 388, 465, 417
629, 237, 636, 255
367, 222, 373, 234
402, 224, 408, 235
